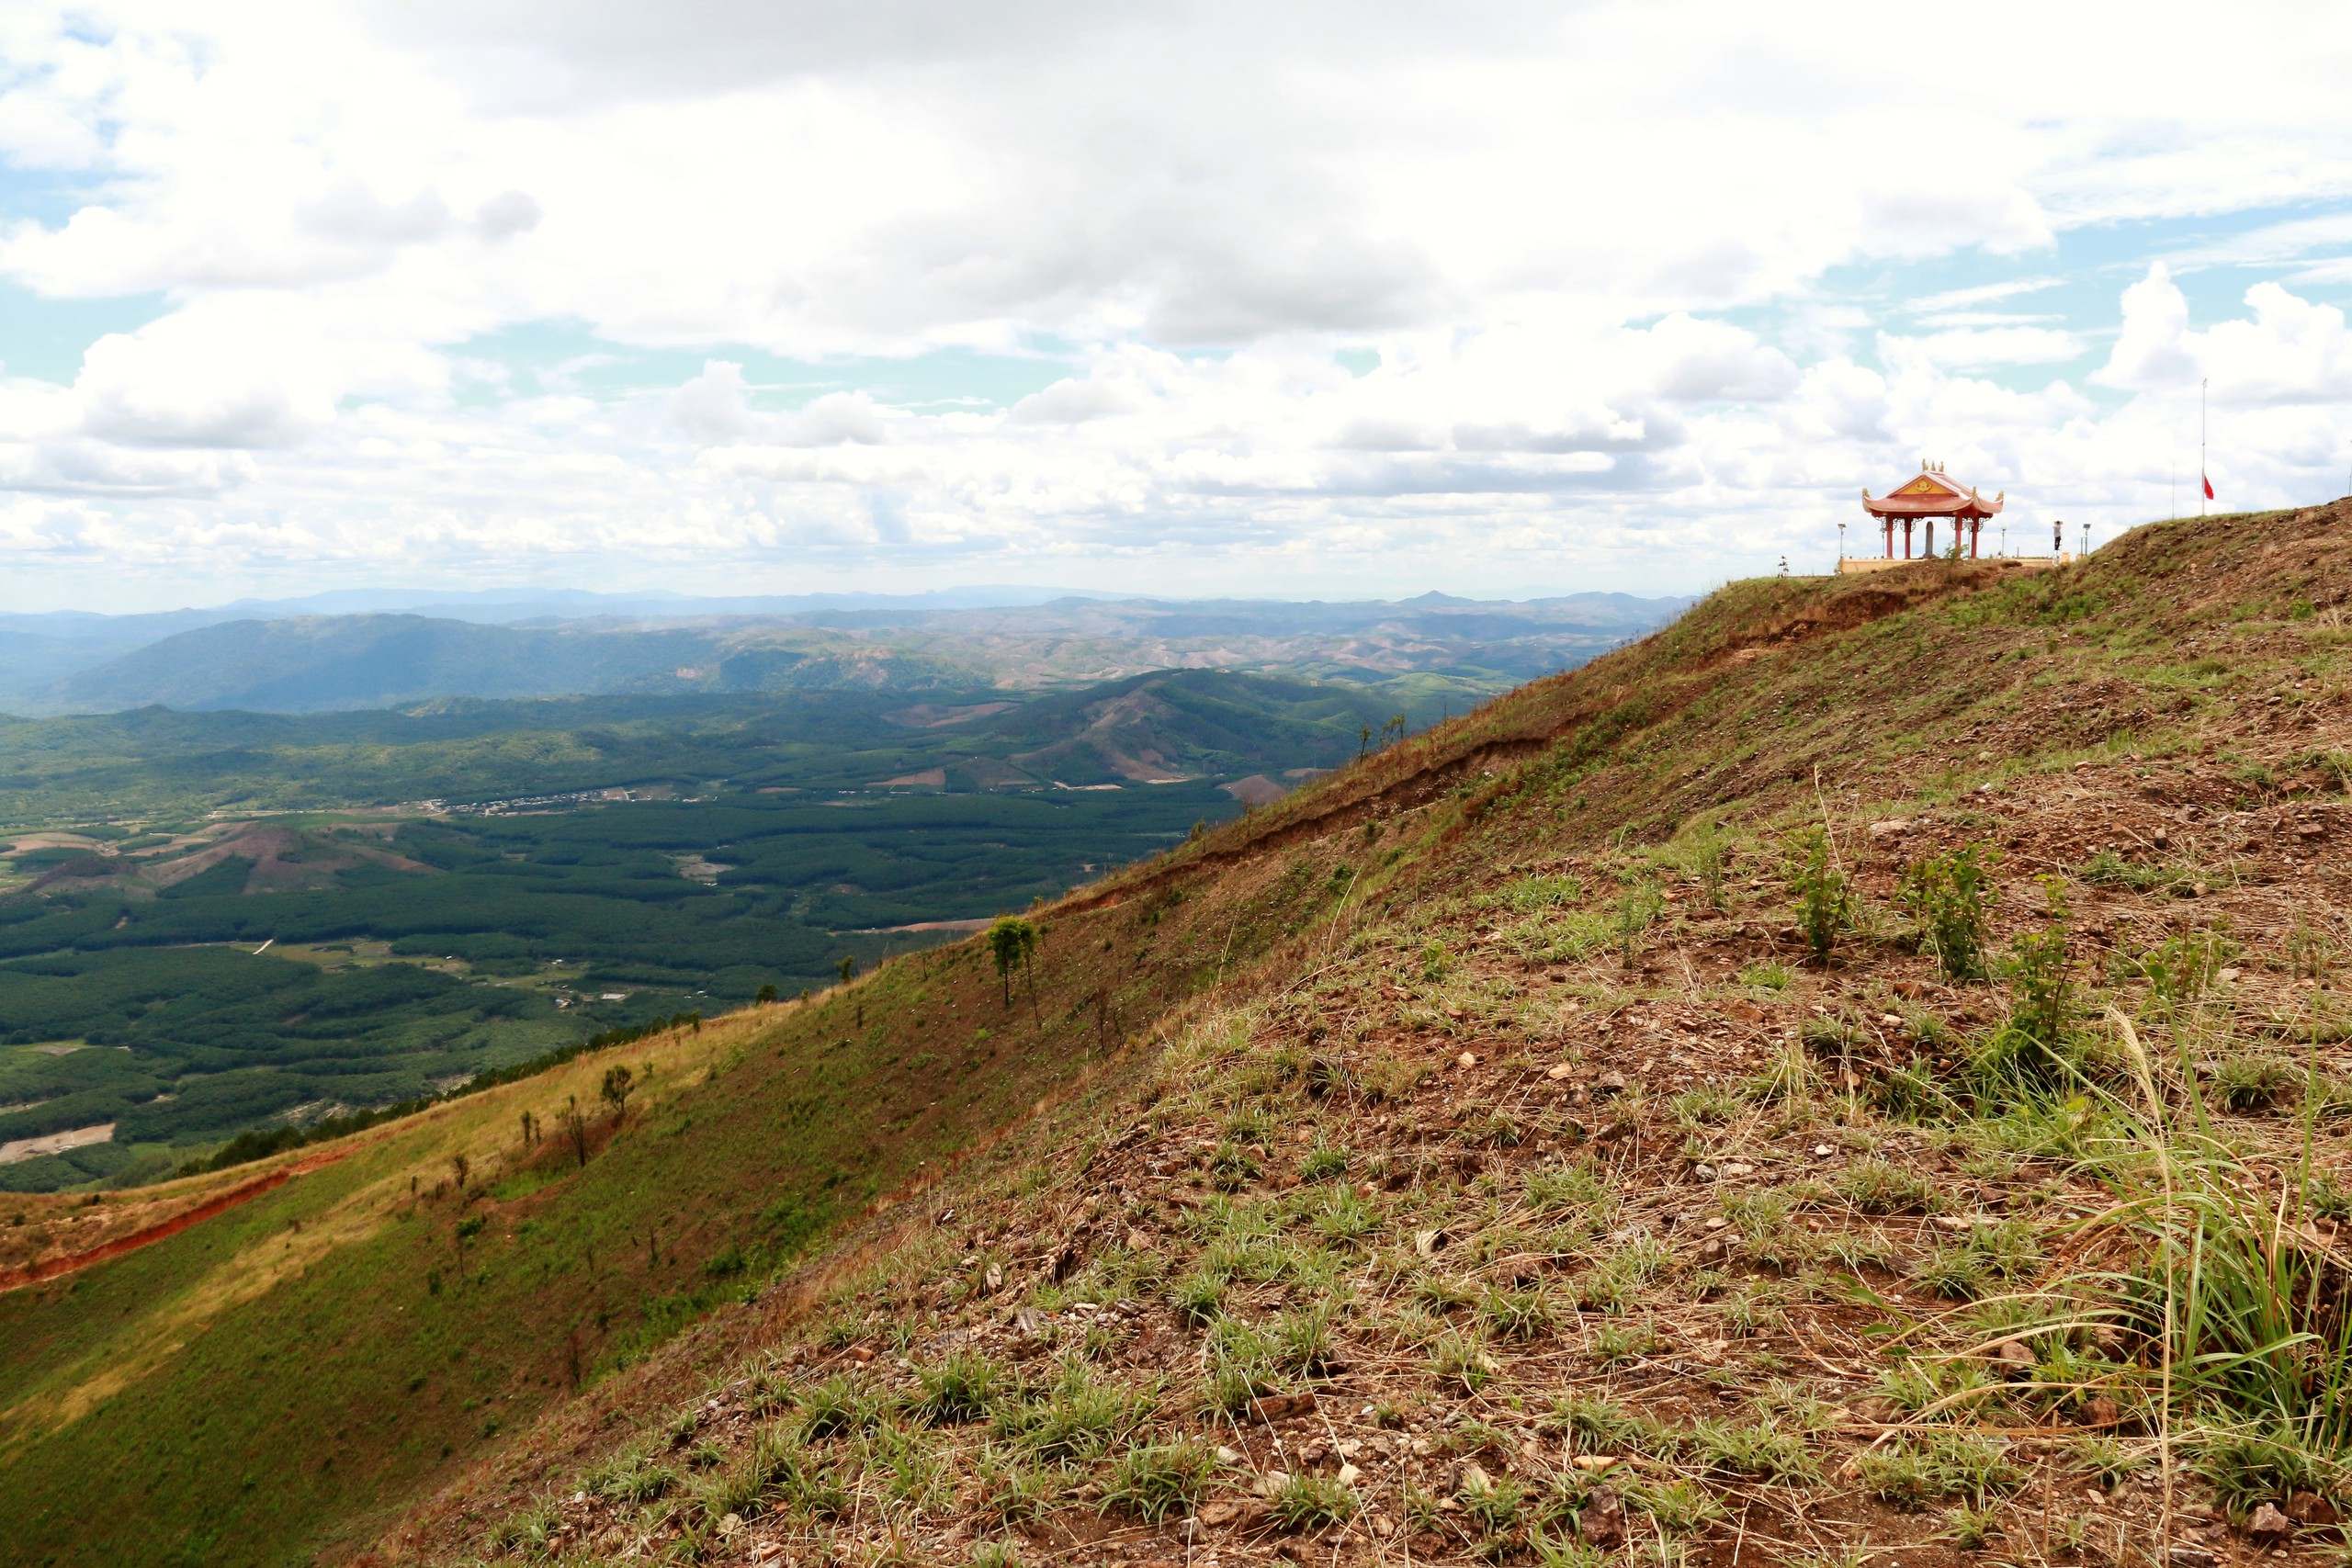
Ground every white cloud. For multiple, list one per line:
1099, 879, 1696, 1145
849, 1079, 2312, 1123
0, 0, 2346, 603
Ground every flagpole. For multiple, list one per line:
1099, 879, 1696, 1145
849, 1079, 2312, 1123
2200, 378, 2207, 519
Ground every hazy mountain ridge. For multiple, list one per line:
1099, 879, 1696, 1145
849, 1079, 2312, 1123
1, 591, 1690, 716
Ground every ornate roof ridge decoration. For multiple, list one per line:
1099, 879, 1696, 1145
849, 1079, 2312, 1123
1861, 461, 2005, 520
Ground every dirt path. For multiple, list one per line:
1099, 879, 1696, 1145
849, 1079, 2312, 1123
0, 1149, 345, 1294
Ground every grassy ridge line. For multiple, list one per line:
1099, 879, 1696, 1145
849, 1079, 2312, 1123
1065, 563, 2013, 917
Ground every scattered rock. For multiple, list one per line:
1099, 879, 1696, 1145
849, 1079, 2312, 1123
1577, 1484, 1627, 1547
1545, 1062, 1574, 1080
1413, 1228, 1451, 1258
1596, 1071, 1628, 1095
2248, 1502, 2293, 1544
1570, 1454, 1621, 1472
1337, 1462, 1362, 1485
2287, 1492, 2338, 1528
2165, 1545, 2217, 1568
1249, 1392, 1318, 1423
981, 1262, 1004, 1294
1456, 1051, 1478, 1068
1995, 1338, 2035, 1374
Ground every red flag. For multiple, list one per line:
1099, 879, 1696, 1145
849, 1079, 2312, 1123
2203, 472, 2215, 501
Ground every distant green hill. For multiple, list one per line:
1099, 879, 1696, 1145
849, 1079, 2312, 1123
15, 592, 1685, 716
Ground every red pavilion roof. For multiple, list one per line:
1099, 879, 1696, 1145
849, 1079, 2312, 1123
1862, 466, 2004, 521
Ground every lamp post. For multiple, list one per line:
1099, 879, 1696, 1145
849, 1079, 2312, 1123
1838, 520, 1847, 566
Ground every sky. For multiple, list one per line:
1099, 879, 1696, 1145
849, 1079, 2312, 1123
0, 1, 2349, 612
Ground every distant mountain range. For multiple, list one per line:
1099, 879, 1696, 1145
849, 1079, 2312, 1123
0, 590, 1691, 716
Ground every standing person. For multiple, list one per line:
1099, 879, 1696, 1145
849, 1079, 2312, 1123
2052, 520, 2063, 556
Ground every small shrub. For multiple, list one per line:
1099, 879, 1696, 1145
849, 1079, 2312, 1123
1615, 881, 1666, 964
2189, 1425, 2333, 1515
974, 1442, 1062, 1522
1589, 1318, 1660, 1365
1899, 842, 2000, 982
1430, 1328, 1498, 1393
1311, 1185, 1381, 1247
1208, 1142, 1260, 1191
797, 1374, 878, 1439
1621, 1475, 1724, 1533
1102, 1439, 1218, 1522
1171, 1270, 1225, 1326
1671, 1084, 1742, 1125
1718, 1285, 1786, 1337
1459, 1468, 1524, 1534
1269, 1472, 1357, 1530
1478, 1285, 1555, 1341
1525, 1161, 1611, 1218
1940, 1502, 2001, 1550
1689, 1418, 1818, 1483
1550, 1391, 1650, 1450
1790, 828, 1853, 964
1835, 1156, 1934, 1214
909, 1352, 1003, 1425
1358, 1054, 1429, 1103
994, 1365, 1146, 1461
2210, 1054, 2292, 1111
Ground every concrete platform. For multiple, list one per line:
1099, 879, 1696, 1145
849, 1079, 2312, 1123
1837, 553, 2074, 576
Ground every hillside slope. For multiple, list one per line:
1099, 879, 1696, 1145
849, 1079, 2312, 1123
379, 502, 2352, 1568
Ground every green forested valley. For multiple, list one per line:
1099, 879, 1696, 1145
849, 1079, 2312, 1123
0, 670, 1438, 1190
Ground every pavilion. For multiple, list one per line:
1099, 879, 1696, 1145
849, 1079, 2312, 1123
1860, 462, 2004, 560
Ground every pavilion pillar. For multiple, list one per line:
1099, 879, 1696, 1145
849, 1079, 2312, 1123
1903, 519, 1914, 558
1883, 517, 1894, 558
1926, 520, 1936, 558
1969, 520, 1981, 558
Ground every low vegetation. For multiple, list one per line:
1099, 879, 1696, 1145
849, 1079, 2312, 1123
13, 502, 2352, 1568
